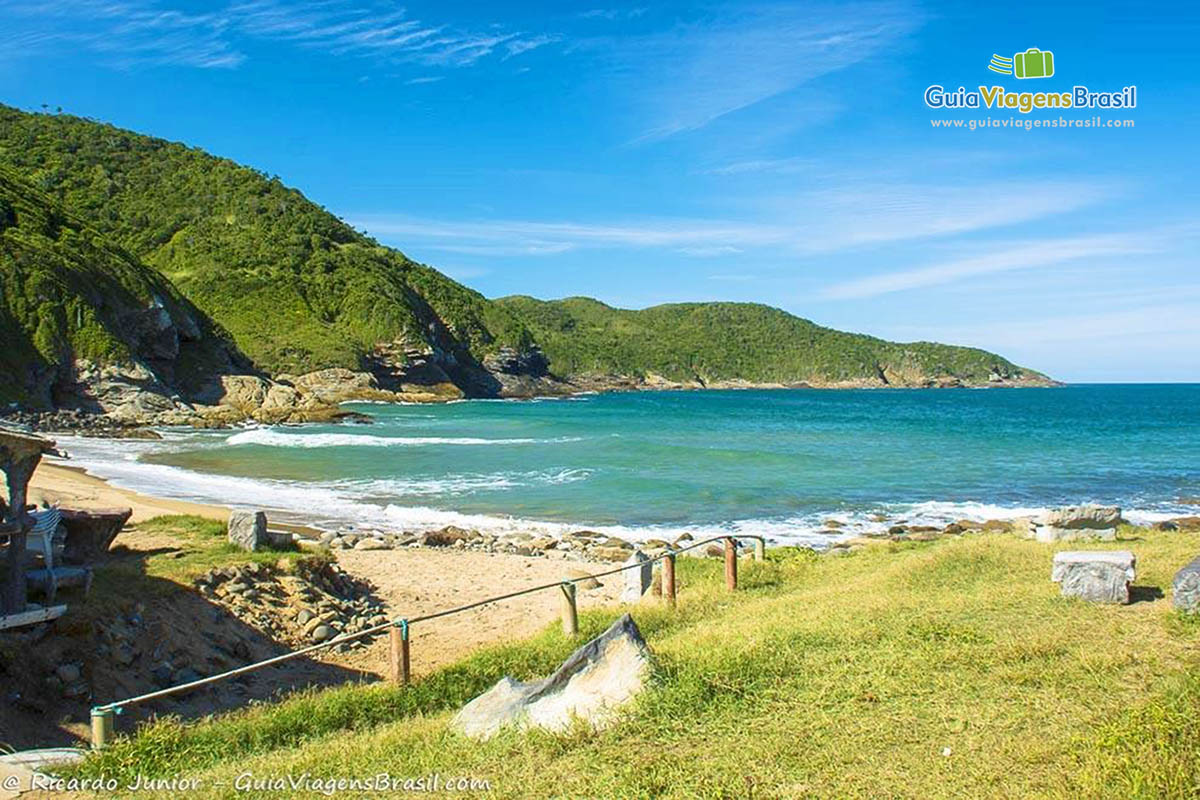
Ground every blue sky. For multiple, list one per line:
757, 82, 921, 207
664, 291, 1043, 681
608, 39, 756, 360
2, 1, 1198, 381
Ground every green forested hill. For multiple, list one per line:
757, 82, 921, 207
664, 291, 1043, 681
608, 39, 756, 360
0, 105, 1050, 401
0, 105, 530, 378
495, 296, 1044, 386
0, 166, 243, 405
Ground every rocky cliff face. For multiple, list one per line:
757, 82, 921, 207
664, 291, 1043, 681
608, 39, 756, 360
0, 167, 365, 428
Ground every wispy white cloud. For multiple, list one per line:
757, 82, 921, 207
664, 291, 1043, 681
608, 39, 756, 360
588, 1, 923, 140
701, 157, 816, 176
405, 76, 444, 85
820, 232, 1158, 300
579, 8, 648, 21
504, 35, 560, 58
5, 0, 244, 68
796, 179, 1118, 253
2, 0, 557, 70
353, 177, 1115, 260
679, 245, 744, 257
354, 215, 788, 251
879, 297, 1200, 382
429, 241, 577, 257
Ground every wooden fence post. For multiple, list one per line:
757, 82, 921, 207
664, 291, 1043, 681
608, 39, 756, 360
754, 538, 765, 562
560, 581, 579, 636
663, 552, 677, 607
724, 537, 738, 591
390, 620, 411, 685
91, 707, 114, 749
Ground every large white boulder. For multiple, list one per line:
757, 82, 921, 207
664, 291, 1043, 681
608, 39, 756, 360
621, 549, 652, 603
1051, 550, 1135, 603
228, 510, 268, 552
1173, 556, 1200, 613
452, 614, 654, 740
1026, 505, 1123, 542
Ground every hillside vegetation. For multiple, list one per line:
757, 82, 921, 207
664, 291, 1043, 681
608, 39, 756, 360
0, 166, 242, 406
73, 527, 1200, 798
0, 105, 530, 379
498, 295, 1042, 386
0, 105, 1051, 403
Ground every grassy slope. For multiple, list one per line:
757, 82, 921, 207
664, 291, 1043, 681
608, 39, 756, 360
76, 527, 1200, 799
0, 166, 238, 406
94, 515, 308, 590
0, 105, 530, 376
496, 296, 1049, 385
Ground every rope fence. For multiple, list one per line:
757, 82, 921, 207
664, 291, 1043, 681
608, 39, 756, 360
89, 534, 767, 748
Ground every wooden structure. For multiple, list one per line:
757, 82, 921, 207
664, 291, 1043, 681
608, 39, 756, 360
0, 428, 57, 616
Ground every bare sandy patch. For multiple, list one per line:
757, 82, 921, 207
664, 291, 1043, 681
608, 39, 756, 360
332, 547, 624, 677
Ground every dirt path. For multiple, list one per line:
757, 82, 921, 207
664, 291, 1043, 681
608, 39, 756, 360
332, 548, 624, 676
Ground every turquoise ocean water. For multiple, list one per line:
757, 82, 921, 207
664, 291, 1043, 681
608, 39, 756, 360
57, 385, 1200, 546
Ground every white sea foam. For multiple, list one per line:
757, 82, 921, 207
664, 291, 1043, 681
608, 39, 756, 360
224, 430, 583, 448
340, 468, 593, 497
47, 434, 1193, 550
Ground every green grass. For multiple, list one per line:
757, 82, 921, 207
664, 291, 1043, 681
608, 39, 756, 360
67, 527, 1200, 798
85, 515, 308, 614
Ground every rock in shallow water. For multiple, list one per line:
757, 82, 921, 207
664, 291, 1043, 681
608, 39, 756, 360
451, 613, 654, 740
1051, 550, 1135, 604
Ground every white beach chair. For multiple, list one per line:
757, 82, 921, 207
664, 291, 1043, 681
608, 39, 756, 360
23, 506, 93, 603
26, 506, 63, 568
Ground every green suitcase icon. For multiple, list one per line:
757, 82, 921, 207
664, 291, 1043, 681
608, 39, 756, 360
1014, 48, 1054, 79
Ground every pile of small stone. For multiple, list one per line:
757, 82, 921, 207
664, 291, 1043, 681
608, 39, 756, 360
193, 559, 389, 650
826, 518, 1007, 555
91, 602, 205, 690
39, 659, 90, 701
0, 407, 161, 438
309, 524, 705, 563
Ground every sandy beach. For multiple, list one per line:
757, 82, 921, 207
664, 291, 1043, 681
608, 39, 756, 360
29, 460, 231, 524
25, 458, 623, 679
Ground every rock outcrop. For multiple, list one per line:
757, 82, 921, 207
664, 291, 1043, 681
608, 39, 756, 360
1154, 517, 1200, 532
59, 507, 132, 563
1172, 556, 1200, 613
1051, 550, 1135, 604
481, 346, 570, 398
452, 613, 654, 740
193, 558, 388, 648
621, 550, 652, 603
1019, 505, 1124, 542
228, 510, 268, 552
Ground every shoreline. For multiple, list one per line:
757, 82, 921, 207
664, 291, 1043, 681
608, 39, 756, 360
19, 381, 1192, 550
29, 462, 232, 524
29, 450, 1185, 553
30, 461, 326, 538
